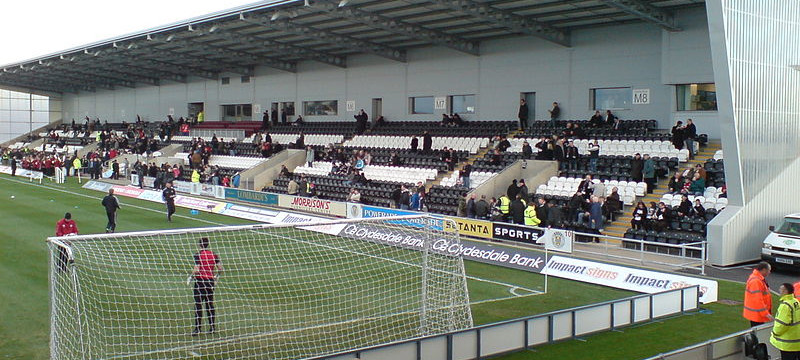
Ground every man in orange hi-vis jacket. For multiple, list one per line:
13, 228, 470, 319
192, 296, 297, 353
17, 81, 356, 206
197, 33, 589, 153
744, 261, 773, 326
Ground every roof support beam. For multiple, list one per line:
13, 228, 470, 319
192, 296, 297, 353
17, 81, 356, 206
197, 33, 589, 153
222, 19, 347, 68
156, 31, 297, 73
245, 15, 406, 62
41, 64, 138, 89
427, 0, 571, 47
0, 76, 75, 93
306, 0, 479, 56
101, 43, 220, 80
1, 72, 93, 93
597, 0, 680, 31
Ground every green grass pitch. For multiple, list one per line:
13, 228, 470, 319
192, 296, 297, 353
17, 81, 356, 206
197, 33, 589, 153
0, 173, 751, 360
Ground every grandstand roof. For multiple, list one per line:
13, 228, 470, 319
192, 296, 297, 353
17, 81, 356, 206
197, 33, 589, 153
0, 0, 703, 94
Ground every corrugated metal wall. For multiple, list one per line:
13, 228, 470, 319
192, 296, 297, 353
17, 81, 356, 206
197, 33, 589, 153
706, 0, 800, 265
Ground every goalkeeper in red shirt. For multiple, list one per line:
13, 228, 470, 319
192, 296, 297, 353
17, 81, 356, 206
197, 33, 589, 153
55, 213, 78, 272
191, 237, 221, 336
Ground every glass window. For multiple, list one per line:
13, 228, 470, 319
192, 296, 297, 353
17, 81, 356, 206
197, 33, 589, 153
221, 77, 230, 85
776, 218, 800, 237
303, 100, 338, 116
676, 84, 717, 111
240, 76, 250, 84
410, 96, 434, 114
281, 102, 295, 116
591, 87, 632, 110
221, 104, 252, 121
450, 95, 475, 114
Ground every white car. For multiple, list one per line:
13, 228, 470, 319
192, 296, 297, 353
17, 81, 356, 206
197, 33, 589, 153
762, 213, 800, 267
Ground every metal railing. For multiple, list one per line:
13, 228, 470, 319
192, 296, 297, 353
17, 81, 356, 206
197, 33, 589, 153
306, 285, 700, 360
643, 324, 773, 360
189, 129, 245, 140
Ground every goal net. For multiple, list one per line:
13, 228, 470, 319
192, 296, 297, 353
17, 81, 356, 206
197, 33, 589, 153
47, 215, 473, 360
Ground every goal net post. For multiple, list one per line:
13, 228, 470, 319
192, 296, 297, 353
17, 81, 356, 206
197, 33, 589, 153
47, 215, 473, 360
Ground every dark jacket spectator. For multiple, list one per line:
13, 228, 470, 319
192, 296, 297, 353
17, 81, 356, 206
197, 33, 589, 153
507, 179, 519, 200
671, 121, 685, 150
630, 154, 644, 182
475, 196, 490, 219
522, 141, 533, 159
410, 136, 419, 152
547, 202, 564, 228
466, 195, 476, 218
510, 196, 527, 224
422, 132, 432, 152
535, 199, 548, 227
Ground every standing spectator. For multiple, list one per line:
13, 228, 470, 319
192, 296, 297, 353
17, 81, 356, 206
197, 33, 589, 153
422, 131, 432, 154
10, 156, 17, 176
643, 154, 656, 194
287, 177, 299, 195
354, 109, 368, 135
518, 179, 529, 203
457, 195, 467, 217
410, 136, 419, 153
548, 102, 561, 126
461, 164, 472, 189
305, 146, 315, 167
743, 262, 773, 326
298, 176, 309, 197
518, 99, 529, 130
507, 179, 519, 200
546, 202, 564, 228
498, 194, 511, 221
391, 185, 403, 209
684, 119, 697, 159
587, 140, 600, 172
524, 201, 542, 227
101, 189, 121, 233
552, 138, 565, 164
671, 121, 685, 150
770, 283, 800, 359
112, 160, 120, 180
565, 141, 579, 170
466, 194, 476, 218
591, 180, 607, 201
163, 181, 177, 222
534, 198, 548, 227
476, 195, 489, 220
568, 191, 587, 221
578, 175, 594, 199
261, 110, 270, 130
510, 194, 527, 225
631, 201, 647, 230
410, 189, 423, 211
630, 153, 643, 182
399, 186, 411, 210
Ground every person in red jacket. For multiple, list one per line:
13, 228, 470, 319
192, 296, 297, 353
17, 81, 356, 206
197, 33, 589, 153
55, 213, 79, 236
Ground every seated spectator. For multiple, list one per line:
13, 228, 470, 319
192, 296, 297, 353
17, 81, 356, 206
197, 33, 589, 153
568, 191, 588, 221
689, 173, 706, 196
694, 163, 707, 181
287, 177, 299, 195
668, 173, 683, 194
631, 201, 647, 230
676, 194, 692, 217
719, 185, 728, 198
498, 137, 511, 152
589, 111, 603, 128
577, 175, 593, 199
490, 149, 503, 165
693, 199, 706, 219
646, 201, 658, 230
279, 165, 291, 178
680, 177, 692, 195
562, 122, 575, 137
653, 202, 670, 231
347, 188, 361, 203
308, 183, 318, 198
451, 113, 464, 126
605, 187, 622, 220
440, 114, 452, 126
521, 141, 533, 159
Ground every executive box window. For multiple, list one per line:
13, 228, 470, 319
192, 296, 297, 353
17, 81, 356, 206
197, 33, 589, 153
591, 87, 632, 110
410, 96, 434, 114
221, 77, 230, 85
676, 83, 717, 111
221, 104, 252, 121
450, 95, 475, 114
303, 100, 338, 116
240, 76, 251, 84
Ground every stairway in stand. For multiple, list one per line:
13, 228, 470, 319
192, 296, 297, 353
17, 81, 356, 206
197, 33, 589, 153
601, 140, 722, 239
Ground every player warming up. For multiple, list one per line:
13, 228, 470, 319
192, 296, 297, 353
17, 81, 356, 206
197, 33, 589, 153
162, 181, 176, 222
101, 189, 121, 233
191, 237, 221, 336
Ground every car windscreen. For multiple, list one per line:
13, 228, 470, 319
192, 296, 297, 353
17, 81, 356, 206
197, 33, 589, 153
777, 218, 800, 237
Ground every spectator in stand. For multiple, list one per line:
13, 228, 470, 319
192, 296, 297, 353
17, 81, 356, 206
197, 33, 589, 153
677, 194, 692, 217
305, 146, 315, 167
354, 109, 368, 135
567, 191, 587, 221
590, 111, 603, 128
298, 176, 309, 197
522, 141, 533, 160
572, 123, 584, 138
391, 185, 402, 208
279, 165, 291, 178
461, 164, 472, 189
565, 141, 579, 170
535, 137, 552, 160
490, 149, 503, 166
668, 173, 683, 194
582, 196, 605, 237
689, 172, 706, 196
553, 138, 565, 164
591, 179, 606, 201
606, 187, 621, 220
476, 195, 489, 220
671, 121, 685, 150
489, 197, 503, 221
518, 99, 529, 130
631, 201, 647, 230
518, 179, 529, 203
605, 110, 617, 126
684, 119, 697, 159
653, 202, 670, 231
578, 175, 594, 199
630, 153, 644, 182
466, 194, 477, 218
457, 195, 467, 217
547, 202, 564, 228
646, 201, 658, 230
643, 154, 656, 194
548, 102, 561, 126
694, 163, 707, 181
507, 179, 519, 200
287, 177, 299, 195
497, 136, 511, 152
587, 140, 600, 172
347, 188, 361, 203
410, 135, 419, 153
680, 176, 692, 195
693, 199, 706, 219
611, 117, 624, 133
719, 185, 728, 198
535, 198, 548, 227
399, 186, 411, 210
112, 160, 120, 180
422, 131, 432, 154
410, 189, 423, 211
510, 194, 527, 225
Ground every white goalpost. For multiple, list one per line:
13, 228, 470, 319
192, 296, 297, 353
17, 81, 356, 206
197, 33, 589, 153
47, 216, 473, 360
